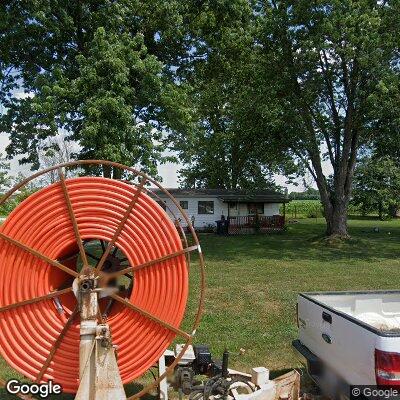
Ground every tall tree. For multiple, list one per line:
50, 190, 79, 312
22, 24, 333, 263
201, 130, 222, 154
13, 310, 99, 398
0, 1, 192, 177
171, 0, 293, 189
248, 0, 400, 237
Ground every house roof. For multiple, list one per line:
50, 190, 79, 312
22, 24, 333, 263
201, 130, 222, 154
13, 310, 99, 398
150, 188, 289, 203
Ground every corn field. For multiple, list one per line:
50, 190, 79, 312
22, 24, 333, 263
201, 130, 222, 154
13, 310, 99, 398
281, 200, 323, 219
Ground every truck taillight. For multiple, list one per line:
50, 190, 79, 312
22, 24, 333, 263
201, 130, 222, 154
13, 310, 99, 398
375, 349, 400, 386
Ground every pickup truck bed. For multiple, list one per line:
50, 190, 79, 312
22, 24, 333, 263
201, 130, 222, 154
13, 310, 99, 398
294, 291, 400, 397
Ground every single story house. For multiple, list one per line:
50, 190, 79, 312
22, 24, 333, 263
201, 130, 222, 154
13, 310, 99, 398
150, 188, 290, 234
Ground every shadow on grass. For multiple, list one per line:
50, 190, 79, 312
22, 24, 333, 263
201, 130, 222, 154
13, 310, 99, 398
348, 214, 382, 221
196, 218, 400, 263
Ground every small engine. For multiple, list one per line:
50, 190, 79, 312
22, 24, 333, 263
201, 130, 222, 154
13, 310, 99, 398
165, 344, 255, 400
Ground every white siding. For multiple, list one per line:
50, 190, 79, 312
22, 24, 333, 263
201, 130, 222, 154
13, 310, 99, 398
154, 195, 282, 229
159, 196, 228, 228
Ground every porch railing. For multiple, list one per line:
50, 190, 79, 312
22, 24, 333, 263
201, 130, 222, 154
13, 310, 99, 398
227, 215, 285, 235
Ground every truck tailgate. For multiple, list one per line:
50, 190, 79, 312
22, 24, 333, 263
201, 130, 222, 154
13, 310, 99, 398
298, 294, 379, 385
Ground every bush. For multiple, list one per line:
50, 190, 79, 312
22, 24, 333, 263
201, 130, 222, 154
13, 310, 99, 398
0, 187, 39, 216
198, 223, 216, 233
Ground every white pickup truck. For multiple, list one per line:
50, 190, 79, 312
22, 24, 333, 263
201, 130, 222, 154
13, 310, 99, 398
293, 291, 400, 398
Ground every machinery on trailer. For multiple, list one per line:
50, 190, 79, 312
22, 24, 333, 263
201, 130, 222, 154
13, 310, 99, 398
0, 160, 299, 400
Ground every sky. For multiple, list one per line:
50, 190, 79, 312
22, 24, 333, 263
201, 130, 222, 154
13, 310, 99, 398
1, 131, 328, 192
157, 159, 308, 191
2, 90, 328, 191
0, 134, 30, 175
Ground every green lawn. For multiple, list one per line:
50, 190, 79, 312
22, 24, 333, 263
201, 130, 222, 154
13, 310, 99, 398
189, 217, 400, 375
1, 217, 400, 398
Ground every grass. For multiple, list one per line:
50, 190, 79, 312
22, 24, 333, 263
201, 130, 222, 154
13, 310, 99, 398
190, 217, 400, 373
1, 217, 400, 398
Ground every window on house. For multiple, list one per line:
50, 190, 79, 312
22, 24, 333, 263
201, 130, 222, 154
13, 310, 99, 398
180, 200, 188, 210
247, 203, 264, 215
198, 201, 214, 214
229, 202, 237, 209
157, 200, 167, 210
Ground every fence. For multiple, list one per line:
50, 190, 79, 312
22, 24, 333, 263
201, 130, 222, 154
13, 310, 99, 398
227, 215, 285, 235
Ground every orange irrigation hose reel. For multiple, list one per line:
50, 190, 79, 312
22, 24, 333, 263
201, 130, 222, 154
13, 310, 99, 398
0, 160, 205, 400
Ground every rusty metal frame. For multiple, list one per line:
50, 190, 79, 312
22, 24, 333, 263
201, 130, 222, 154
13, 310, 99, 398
35, 307, 79, 383
0, 160, 206, 400
0, 288, 73, 313
137, 185, 191, 265
0, 231, 79, 277
107, 245, 198, 279
58, 167, 90, 269
95, 177, 147, 273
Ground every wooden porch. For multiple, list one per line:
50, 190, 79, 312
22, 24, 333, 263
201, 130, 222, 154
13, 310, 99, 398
227, 215, 285, 235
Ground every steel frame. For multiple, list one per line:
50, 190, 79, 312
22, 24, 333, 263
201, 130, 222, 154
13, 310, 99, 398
0, 160, 206, 400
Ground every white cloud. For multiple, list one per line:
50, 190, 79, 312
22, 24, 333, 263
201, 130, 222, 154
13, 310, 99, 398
0, 128, 334, 193
158, 161, 181, 187
13, 91, 34, 100
0, 134, 32, 175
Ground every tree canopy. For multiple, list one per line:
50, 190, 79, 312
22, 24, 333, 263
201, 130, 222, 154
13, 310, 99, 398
170, 0, 296, 189
352, 156, 400, 218
1, 0, 400, 237
0, 0, 194, 177
171, 0, 400, 236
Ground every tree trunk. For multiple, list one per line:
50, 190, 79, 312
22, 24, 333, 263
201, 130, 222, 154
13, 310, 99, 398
112, 167, 122, 180
379, 202, 383, 220
103, 165, 112, 178
324, 201, 349, 238
389, 204, 400, 218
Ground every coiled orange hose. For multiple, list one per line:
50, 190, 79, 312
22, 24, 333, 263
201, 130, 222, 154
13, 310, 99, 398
0, 177, 188, 393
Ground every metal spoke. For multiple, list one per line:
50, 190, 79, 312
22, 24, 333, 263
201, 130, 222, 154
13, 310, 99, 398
35, 307, 78, 383
106, 245, 198, 280
56, 279, 74, 291
110, 293, 191, 340
0, 288, 73, 313
95, 178, 147, 272
58, 251, 79, 263
0, 231, 78, 277
58, 167, 89, 268
86, 252, 100, 262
